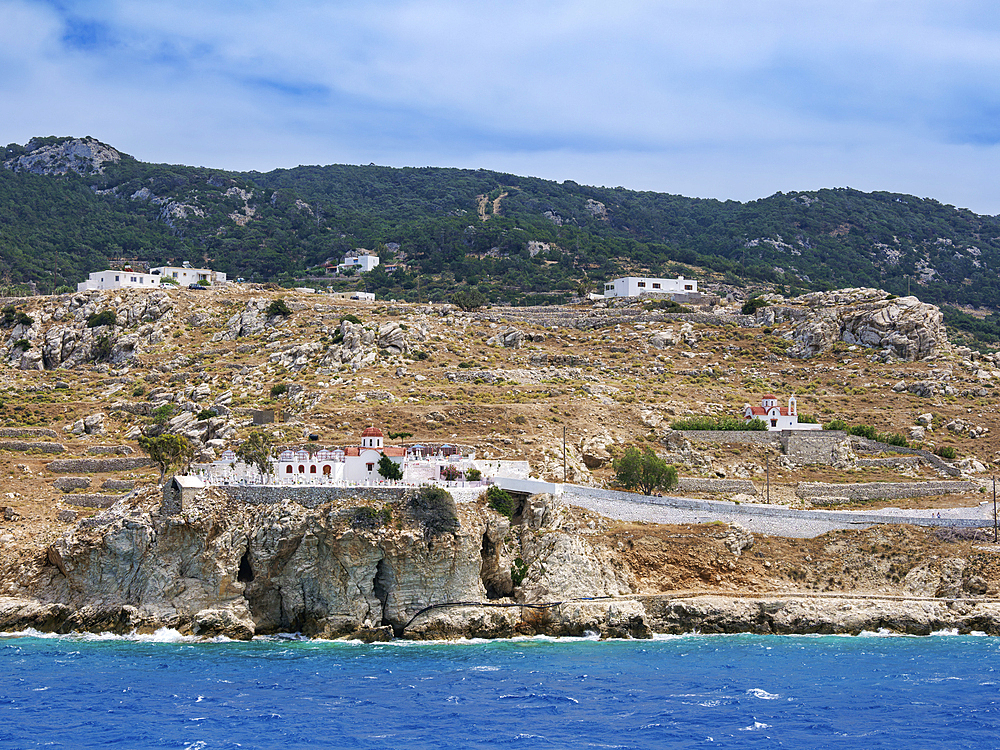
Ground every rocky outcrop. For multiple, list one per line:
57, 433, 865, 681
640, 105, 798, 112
3, 290, 172, 370
641, 595, 1000, 635
4, 137, 121, 176
786, 289, 946, 360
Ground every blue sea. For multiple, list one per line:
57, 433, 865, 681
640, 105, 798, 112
2, 631, 999, 749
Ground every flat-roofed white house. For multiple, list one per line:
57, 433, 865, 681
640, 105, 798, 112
151, 264, 227, 286
77, 269, 163, 292
337, 251, 380, 274
743, 395, 821, 431
602, 276, 697, 299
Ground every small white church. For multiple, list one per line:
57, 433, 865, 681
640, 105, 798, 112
743, 395, 821, 431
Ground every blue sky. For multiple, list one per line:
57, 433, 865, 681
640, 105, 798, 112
4, 0, 1000, 213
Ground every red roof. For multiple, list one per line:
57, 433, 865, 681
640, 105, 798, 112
747, 406, 789, 417
382, 446, 405, 457
361, 426, 384, 437
762, 394, 778, 400
344, 446, 361, 456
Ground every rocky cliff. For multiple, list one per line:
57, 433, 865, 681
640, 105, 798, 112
0, 487, 641, 641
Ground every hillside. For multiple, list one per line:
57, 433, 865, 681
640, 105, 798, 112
3, 137, 1000, 314
1, 284, 1000, 638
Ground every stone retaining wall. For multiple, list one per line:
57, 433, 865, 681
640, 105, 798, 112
0, 441, 65, 453
784, 431, 846, 464
47, 457, 154, 473
101, 479, 135, 491
0, 428, 58, 438
87, 446, 135, 456
53, 477, 90, 492
796, 480, 979, 502
217, 484, 485, 508
675, 431, 782, 447
855, 457, 922, 469
62, 494, 119, 508
677, 478, 759, 495
851, 437, 960, 477
219, 485, 413, 508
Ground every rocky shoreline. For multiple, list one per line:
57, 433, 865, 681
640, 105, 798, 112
2, 484, 999, 641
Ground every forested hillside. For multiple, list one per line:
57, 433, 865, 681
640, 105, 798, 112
3, 136, 1000, 311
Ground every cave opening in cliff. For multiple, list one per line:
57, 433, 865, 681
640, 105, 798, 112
480, 532, 513, 599
237, 551, 255, 583
373, 557, 399, 634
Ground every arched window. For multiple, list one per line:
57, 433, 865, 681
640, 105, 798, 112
285, 465, 292, 474
310, 465, 317, 474
322, 464, 332, 475
298, 465, 305, 473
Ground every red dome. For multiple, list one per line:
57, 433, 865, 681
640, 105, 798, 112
361, 426, 384, 438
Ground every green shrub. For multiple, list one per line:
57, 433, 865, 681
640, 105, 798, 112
388, 431, 413, 440
511, 557, 529, 587
877, 432, 909, 448
451, 289, 486, 311
132, 385, 146, 397
266, 299, 292, 317
798, 414, 818, 424
151, 404, 178, 425
13, 339, 30, 352
15, 312, 33, 327
340, 314, 362, 325
458, 361, 474, 368
847, 424, 877, 440
92, 334, 113, 362
86, 310, 117, 328
613, 446, 678, 495
412, 350, 429, 361
486, 486, 515, 518
936, 445, 957, 460
741, 297, 769, 315
197, 409, 217, 421
270, 383, 289, 398
410, 486, 459, 535
671, 415, 766, 431
54, 285, 73, 295
466, 468, 482, 482
377, 453, 403, 480
824, 419, 848, 431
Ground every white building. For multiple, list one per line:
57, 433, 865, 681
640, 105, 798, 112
151, 263, 227, 286
337, 251, 380, 274
77, 268, 162, 292
602, 276, 697, 299
206, 428, 479, 485
743, 395, 821, 431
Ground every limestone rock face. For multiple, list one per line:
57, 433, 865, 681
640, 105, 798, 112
377, 322, 408, 355
214, 299, 269, 340
13, 488, 636, 640
3, 289, 172, 369
4, 137, 121, 176
787, 289, 946, 360
488, 327, 525, 348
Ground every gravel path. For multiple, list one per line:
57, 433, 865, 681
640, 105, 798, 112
562, 491, 997, 539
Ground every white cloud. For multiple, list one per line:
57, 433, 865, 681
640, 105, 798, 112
3, 0, 1000, 212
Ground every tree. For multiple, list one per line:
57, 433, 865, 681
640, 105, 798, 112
138, 434, 194, 482
612, 446, 678, 495
236, 431, 275, 476
377, 453, 402, 481
451, 288, 486, 311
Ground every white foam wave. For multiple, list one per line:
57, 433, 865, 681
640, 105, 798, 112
747, 688, 781, 700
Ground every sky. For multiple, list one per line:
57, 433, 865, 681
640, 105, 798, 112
3, 0, 1000, 214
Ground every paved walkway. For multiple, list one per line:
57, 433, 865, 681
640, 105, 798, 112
559, 487, 998, 539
